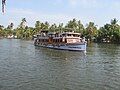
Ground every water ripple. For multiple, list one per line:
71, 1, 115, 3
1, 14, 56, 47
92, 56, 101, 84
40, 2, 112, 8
0, 39, 120, 90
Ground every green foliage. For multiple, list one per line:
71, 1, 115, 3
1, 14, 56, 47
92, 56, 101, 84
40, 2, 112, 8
97, 18, 120, 43
84, 22, 98, 42
0, 18, 120, 43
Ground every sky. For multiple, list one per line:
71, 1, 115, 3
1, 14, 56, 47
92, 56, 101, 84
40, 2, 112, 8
0, 0, 120, 28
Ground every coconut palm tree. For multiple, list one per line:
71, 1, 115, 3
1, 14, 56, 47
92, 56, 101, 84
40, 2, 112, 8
65, 18, 77, 31
85, 22, 97, 42
0, 25, 4, 37
77, 20, 84, 33
110, 18, 120, 43
44, 21, 49, 29
35, 21, 41, 33
19, 18, 27, 29
7, 23, 14, 30
58, 23, 63, 33
97, 18, 120, 43
49, 23, 57, 32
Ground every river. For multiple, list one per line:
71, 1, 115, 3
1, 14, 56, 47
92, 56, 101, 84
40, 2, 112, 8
0, 39, 120, 90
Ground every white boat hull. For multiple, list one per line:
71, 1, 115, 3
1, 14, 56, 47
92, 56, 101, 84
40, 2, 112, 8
35, 43, 86, 52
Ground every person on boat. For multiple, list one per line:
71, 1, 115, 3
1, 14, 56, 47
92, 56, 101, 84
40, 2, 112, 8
82, 37, 87, 43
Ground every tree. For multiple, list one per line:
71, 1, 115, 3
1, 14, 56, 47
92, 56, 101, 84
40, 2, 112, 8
57, 23, 64, 33
65, 18, 77, 31
0, 25, 4, 29
110, 18, 120, 43
19, 18, 27, 29
76, 20, 84, 33
97, 18, 120, 43
7, 23, 14, 30
49, 23, 57, 32
111, 18, 118, 25
44, 21, 49, 29
35, 21, 41, 28
85, 22, 97, 42
35, 21, 41, 33
0, 25, 4, 37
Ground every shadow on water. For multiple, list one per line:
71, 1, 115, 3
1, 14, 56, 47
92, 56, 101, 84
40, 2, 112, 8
35, 46, 87, 61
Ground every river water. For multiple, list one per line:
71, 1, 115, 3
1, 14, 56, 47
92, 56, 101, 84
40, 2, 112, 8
0, 39, 120, 90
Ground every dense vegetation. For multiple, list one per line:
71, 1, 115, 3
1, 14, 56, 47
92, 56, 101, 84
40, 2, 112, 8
0, 18, 120, 44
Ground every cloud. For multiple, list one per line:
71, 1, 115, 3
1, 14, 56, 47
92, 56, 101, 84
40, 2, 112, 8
68, 0, 98, 8
8, 8, 34, 15
1, 0, 120, 28
6, 8, 74, 27
52, 0, 63, 5
69, 0, 78, 6
112, 1, 120, 10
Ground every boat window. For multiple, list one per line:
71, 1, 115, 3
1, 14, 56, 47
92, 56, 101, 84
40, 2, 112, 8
53, 39, 55, 43
62, 34, 66, 37
60, 38, 62, 42
68, 34, 71, 36
65, 39, 67, 43
73, 34, 80, 37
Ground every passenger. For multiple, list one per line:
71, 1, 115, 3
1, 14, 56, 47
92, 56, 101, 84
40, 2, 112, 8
82, 37, 86, 42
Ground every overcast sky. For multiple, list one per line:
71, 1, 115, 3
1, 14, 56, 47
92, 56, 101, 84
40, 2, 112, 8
0, 0, 120, 28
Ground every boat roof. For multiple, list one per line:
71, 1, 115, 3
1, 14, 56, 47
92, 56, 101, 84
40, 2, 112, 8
62, 32, 81, 35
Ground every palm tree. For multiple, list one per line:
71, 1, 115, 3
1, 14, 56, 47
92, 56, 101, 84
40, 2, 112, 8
77, 20, 84, 33
49, 23, 57, 32
35, 21, 41, 28
44, 21, 49, 29
58, 23, 63, 33
65, 18, 77, 31
110, 18, 120, 43
85, 22, 97, 42
97, 18, 120, 43
40, 23, 45, 29
19, 18, 27, 29
0, 25, 4, 37
35, 21, 41, 33
7, 23, 14, 30
111, 18, 118, 25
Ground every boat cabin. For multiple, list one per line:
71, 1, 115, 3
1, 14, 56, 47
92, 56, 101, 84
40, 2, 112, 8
35, 30, 84, 45
34, 29, 87, 52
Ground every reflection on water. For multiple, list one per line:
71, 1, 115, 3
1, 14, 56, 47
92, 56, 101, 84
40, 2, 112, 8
0, 39, 120, 90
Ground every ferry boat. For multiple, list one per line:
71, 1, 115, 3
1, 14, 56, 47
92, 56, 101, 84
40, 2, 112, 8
34, 30, 87, 52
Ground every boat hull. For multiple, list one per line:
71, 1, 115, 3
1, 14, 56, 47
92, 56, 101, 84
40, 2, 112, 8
35, 43, 87, 52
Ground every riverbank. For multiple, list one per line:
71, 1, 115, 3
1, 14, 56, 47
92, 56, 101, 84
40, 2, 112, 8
0, 18, 120, 44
